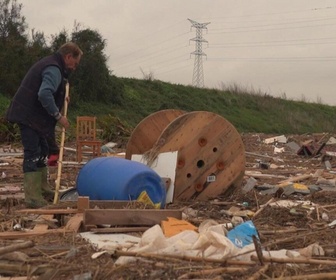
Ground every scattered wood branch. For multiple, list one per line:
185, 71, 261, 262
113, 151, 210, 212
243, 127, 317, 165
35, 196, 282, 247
252, 255, 336, 266
253, 189, 259, 210
258, 228, 307, 235
252, 235, 263, 265
278, 173, 312, 184
252, 198, 276, 219
0, 277, 38, 280
210, 201, 237, 206
0, 261, 54, 276
246, 264, 270, 280
272, 272, 336, 280
0, 240, 34, 256
263, 226, 328, 248
178, 267, 248, 279
245, 171, 287, 179
316, 205, 320, 221
114, 250, 256, 266
245, 152, 275, 159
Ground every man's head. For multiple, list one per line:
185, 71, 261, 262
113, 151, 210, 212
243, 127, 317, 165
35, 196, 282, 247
58, 42, 83, 72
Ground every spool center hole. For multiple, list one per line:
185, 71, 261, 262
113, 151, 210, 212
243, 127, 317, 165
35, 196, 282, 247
197, 160, 204, 168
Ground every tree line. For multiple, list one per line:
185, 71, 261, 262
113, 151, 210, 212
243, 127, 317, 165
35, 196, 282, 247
0, 0, 124, 107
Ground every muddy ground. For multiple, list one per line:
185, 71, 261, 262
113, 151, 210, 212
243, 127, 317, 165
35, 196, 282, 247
1, 133, 336, 279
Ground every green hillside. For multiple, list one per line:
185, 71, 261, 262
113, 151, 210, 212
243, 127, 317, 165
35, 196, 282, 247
1, 76, 336, 145
69, 77, 336, 133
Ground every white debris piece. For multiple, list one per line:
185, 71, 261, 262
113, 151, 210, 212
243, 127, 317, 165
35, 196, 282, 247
326, 137, 336, 145
264, 135, 287, 144
274, 147, 285, 154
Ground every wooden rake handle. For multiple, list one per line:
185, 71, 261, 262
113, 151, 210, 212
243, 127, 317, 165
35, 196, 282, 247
53, 82, 70, 204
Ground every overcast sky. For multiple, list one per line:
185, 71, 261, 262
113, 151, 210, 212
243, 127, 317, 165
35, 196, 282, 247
19, 0, 336, 105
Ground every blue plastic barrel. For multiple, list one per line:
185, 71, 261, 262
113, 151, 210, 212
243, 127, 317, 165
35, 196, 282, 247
76, 157, 166, 208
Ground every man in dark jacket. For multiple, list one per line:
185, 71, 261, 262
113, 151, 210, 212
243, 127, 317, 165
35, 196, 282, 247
6, 42, 83, 208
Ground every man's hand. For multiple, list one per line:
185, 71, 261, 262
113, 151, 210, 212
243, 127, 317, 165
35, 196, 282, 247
58, 116, 69, 129
47, 154, 59, 166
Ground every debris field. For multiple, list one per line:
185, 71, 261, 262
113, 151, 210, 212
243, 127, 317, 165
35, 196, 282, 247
1, 133, 336, 279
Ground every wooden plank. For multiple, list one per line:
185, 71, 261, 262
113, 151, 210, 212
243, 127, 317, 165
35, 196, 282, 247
0, 193, 24, 200
32, 214, 54, 232
25, 200, 150, 210
15, 209, 78, 215
77, 196, 89, 212
91, 226, 150, 233
0, 277, 37, 280
89, 200, 150, 209
84, 209, 182, 226
64, 213, 83, 232
0, 228, 73, 239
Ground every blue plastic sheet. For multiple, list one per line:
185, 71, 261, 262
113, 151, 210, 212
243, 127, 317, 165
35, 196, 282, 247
227, 220, 259, 248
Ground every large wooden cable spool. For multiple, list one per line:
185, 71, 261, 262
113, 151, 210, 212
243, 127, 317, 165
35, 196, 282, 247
126, 110, 245, 201
125, 109, 185, 159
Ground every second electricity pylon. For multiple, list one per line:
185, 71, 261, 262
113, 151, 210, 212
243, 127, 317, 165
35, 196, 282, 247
188, 18, 210, 88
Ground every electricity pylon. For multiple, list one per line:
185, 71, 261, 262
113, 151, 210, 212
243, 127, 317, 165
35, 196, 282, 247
188, 18, 210, 88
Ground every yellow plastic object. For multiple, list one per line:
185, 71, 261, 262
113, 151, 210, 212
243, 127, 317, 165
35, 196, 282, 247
278, 183, 308, 190
292, 183, 309, 190
137, 190, 161, 209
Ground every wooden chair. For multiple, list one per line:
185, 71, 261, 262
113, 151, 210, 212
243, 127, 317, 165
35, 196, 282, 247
76, 116, 102, 162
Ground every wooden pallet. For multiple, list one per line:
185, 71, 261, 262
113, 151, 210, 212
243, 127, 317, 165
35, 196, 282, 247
0, 197, 182, 239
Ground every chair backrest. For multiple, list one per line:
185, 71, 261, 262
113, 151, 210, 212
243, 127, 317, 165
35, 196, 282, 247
76, 116, 97, 141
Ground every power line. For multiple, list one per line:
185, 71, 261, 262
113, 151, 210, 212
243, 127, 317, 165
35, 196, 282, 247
195, 6, 336, 22
210, 16, 336, 31
208, 40, 336, 48
207, 56, 336, 62
115, 44, 189, 72
119, 53, 188, 77
111, 20, 186, 54
210, 36, 336, 46
208, 21, 336, 35
156, 62, 192, 76
112, 31, 190, 66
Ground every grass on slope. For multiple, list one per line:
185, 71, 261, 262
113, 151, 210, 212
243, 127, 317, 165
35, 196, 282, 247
1, 77, 336, 143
